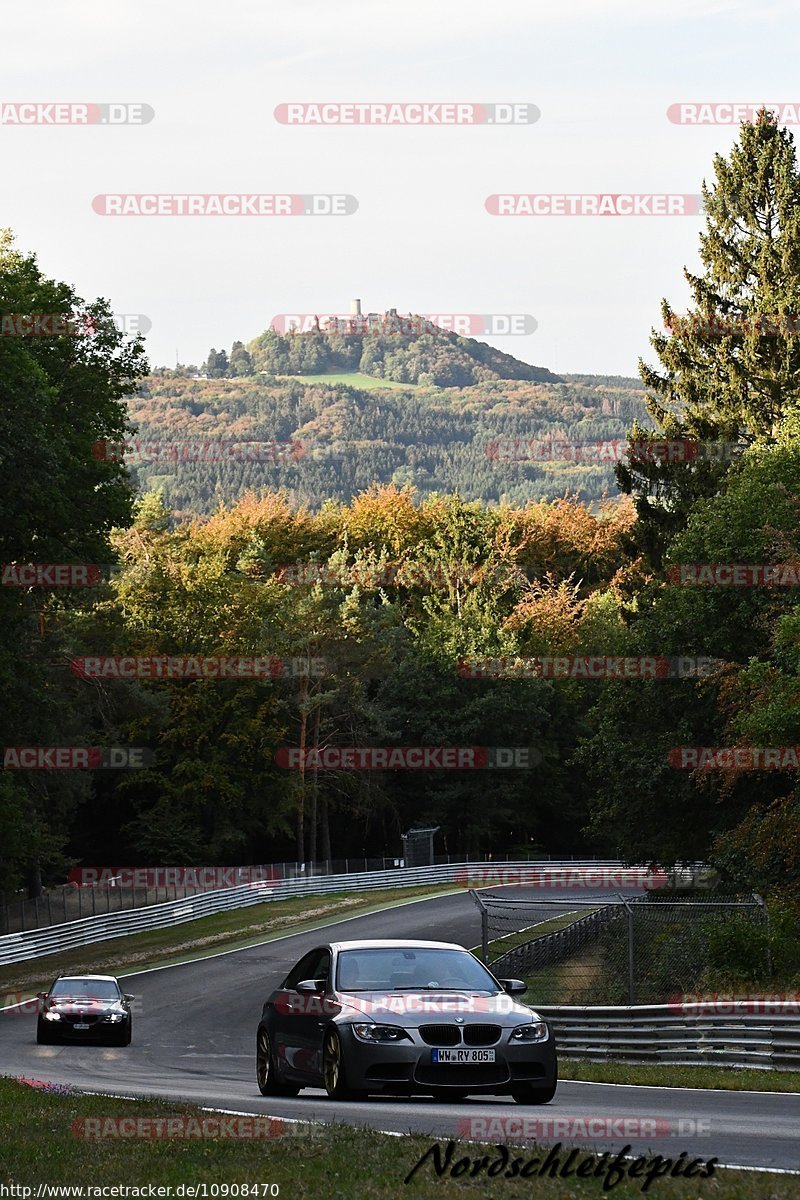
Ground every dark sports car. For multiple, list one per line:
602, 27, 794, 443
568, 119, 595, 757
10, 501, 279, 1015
36, 975, 133, 1045
256, 939, 557, 1103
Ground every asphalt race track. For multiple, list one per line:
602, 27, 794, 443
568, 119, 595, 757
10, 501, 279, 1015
1, 888, 799, 1174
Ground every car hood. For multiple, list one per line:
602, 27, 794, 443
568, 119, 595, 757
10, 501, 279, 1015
46, 999, 125, 1015
335, 990, 540, 1024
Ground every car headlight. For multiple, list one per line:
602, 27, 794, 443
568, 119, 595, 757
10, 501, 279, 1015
510, 1021, 548, 1042
351, 1023, 411, 1043
102, 1013, 124, 1023
43, 1010, 61, 1021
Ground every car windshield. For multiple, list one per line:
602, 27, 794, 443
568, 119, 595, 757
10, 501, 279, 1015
336, 948, 500, 992
50, 979, 120, 1001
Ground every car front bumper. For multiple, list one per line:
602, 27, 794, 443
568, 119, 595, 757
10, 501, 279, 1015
337, 1024, 557, 1094
43, 1017, 129, 1040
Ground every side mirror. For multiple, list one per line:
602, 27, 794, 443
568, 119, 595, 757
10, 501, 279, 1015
36, 992, 47, 1000
124, 995, 135, 1003
500, 979, 527, 996
295, 978, 325, 994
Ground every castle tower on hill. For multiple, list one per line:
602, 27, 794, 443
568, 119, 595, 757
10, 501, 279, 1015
350, 298, 361, 316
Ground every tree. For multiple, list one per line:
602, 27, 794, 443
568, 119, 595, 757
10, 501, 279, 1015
0, 230, 147, 895
204, 347, 229, 378
619, 110, 800, 567
229, 340, 253, 376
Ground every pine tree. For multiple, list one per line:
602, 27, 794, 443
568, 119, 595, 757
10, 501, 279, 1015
618, 109, 800, 566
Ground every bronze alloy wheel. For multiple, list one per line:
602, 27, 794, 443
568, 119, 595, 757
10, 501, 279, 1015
323, 1028, 366, 1100
256, 1027, 300, 1097
256, 1027, 273, 1095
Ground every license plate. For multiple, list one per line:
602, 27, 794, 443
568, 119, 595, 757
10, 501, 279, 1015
431, 1048, 495, 1064
74, 1022, 91, 1030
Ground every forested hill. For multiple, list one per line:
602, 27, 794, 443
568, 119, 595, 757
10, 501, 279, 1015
127, 370, 650, 517
206, 316, 561, 387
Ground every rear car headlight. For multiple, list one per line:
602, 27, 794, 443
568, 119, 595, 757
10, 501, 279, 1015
351, 1023, 411, 1043
43, 1011, 61, 1021
510, 1021, 548, 1042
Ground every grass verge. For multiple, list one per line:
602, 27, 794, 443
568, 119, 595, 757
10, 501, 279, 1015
558, 1060, 800, 1093
278, 371, 415, 390
0, 1077, 789, 1197
474, 908, 598, 960
0, 885, 458, 998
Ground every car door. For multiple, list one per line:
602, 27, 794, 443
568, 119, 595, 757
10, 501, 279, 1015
271, 947, 332, 1082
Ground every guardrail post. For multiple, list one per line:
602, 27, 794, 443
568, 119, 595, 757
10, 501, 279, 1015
754, 893, 772, 977
469, 890, 490, 962
619, 894, 635, 1004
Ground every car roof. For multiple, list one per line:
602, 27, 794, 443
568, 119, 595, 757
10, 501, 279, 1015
54, 975, 119, 982
329, 939, 466, 952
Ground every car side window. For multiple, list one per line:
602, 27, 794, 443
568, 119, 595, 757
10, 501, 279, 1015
283, 949, 331, 990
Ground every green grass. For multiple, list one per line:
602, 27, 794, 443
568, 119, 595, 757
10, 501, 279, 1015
558, 1060, 800, 1092
0, 1077, 789, 1197
475, 908, 599, 960
277, 371, 415, 390
0, 884, 457, 998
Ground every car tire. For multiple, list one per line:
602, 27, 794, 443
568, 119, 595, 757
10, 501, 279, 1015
511, 1080, 558, 1104
256, 1027, 300, 1097
114, 1020, 132, 1046
323, 1028, 367, 1101
36, 1018, 57, 1045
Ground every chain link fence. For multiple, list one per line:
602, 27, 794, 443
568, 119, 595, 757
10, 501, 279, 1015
472, 891, 770, 1005
0, 852, 591, 934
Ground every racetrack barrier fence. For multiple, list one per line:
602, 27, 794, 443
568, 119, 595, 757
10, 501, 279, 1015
0, 853, 623, 934
0, 859, 634, 966
536, 1002, 800, 1070
473, 892, 768, 1005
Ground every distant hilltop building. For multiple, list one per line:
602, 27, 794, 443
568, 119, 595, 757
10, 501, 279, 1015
349, 300, 399, 323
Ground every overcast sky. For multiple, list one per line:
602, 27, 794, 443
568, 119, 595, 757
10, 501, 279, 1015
2, 0, 797, 376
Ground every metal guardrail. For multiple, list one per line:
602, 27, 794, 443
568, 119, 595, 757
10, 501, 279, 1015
0, 859, 625, 966
490, 904, 624, 975
537, 1004, 800, 1070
